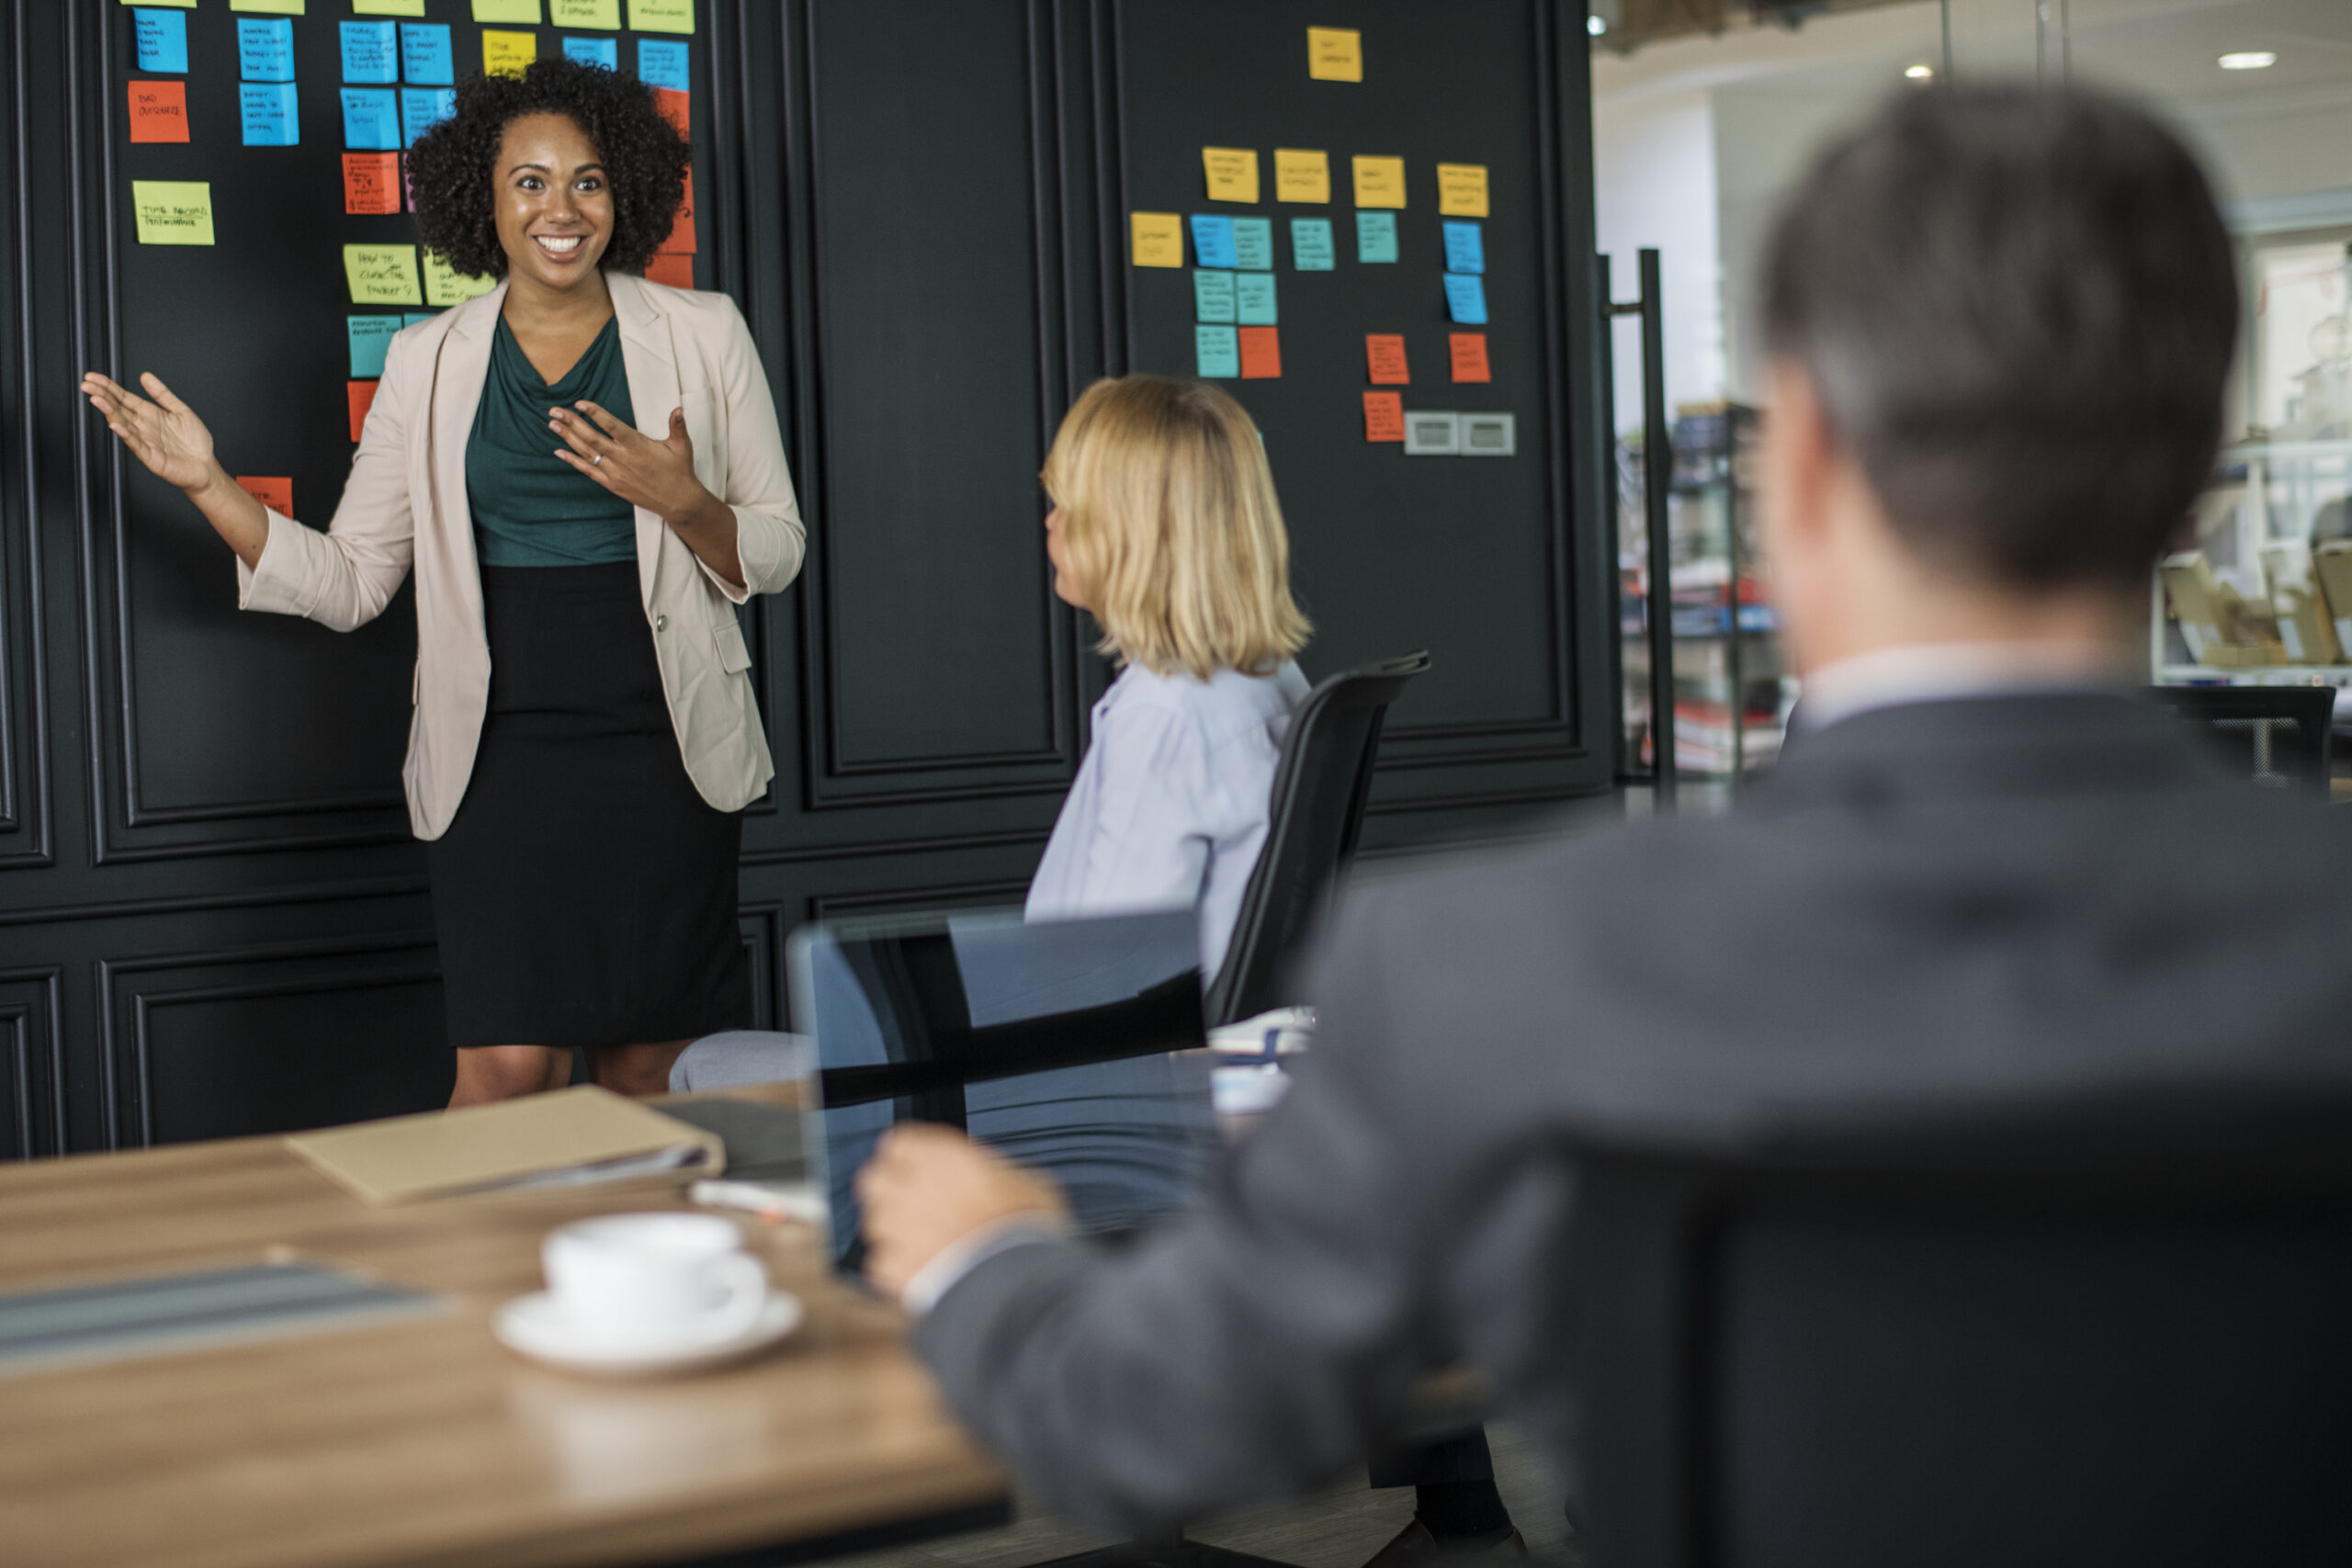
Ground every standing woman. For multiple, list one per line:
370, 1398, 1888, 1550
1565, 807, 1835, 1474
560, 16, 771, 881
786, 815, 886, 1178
81, 59, 803, 1105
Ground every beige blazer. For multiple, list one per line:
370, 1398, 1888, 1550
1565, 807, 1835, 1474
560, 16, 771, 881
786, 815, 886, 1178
237, 272, 806, 840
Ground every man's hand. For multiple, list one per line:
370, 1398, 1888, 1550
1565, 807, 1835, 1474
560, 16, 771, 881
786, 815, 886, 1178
857, 1122, 1069, 1303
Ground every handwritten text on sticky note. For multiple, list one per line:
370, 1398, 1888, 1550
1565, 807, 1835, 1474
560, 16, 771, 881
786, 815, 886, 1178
1190, 214, 1237, 269
1363, 390, 1404, 442
1356, 210, 1397, 264
344, 152, 403, 214
1290, 219, 1334, 271
481, 29, 537, 76
1131, 212, 1183, 268
1236, 274, 1277, 325
1238, 326, 1281, 379
1230, 217, 1273, 271
1195, 325, 1239, 379
341, 88, 400, 150
1442, 220, 1483, 275
240, 82, 299, 146
127, 81, 189, 144
234, 477, 292, 514
1202, 147, 1260, 204
345, 243, 423, 305
1351, 155, 1405, 209
628, 0, 694, 34
551, 0, 620, 25
638, 39, 689, 89
401, 23, 455, 83
1443, 273, 1487, 325
424, 252, 498, 307
1307, 27, 1362, 82
236, 17, 295, 81
1193, 270, 1237, 323
1274, 148, 1329, 204
1449, 333, 1491, 383
1365, 334, 1408, 385
131, 182, 212, 245
348, 315, 403, 379
134, 10, 189, 73
341, 20, 399, 82
1437, 163, 1489, 218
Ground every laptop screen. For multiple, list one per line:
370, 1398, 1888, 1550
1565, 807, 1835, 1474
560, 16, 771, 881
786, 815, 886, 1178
789, 908, 1218, 1274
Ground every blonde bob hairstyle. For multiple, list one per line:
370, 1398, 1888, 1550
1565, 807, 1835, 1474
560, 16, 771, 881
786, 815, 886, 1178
1041, 376, 1310, 681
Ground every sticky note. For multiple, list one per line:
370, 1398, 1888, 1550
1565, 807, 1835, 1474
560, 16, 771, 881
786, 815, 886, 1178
1363, 390, 1404, 442
1442, 220, 1484, 275
652, 86, 688, 139
1356, 210, 1397, 264
1437, 163, 1489, 218
1443, 273, 1488, 325
345, 243, 423, 305
133, 11, 189, 73
405, 312, 438, 327
424, 252, 498, 307
1202, 147, 1260, 204
401, 23, 455, 84
229, 0, 305, 13
240, 82, 299, 145
1193, 270, 1236, 323
354, 0, 428, 14
347, 314, 402, 378
1272, 148, 1329, 205
236, 17, 294, 82
644, 253, 693, 288
1290, 219, 1334, 271
658, 166, 695, 252
551, 0, 620, 25
482, 30, 537, 76
1131, 211, 1182, 268
1351, 155, 1406, 209
127, 82, 189, 144
1307, 27, 1362, 82
1238, 325, 1281, 379
341, 89, 400, 150
1230, 218, 1273, 272
1189, 214, 1237, 269
1365, 334, 1408, 384
1449, 333, 1491, 383
124, 0, 195, 8
638, 38, 689, 89
402, 87, 456, 146
1235, 273, 1276, 325
342, 20, 399, 82
348, 381, 379, 443
1195, 324, 1239, 379
131, 181, 213, 245
472, 0, 538, 19
344, 152, 403, 214
563, 35, 616, 66
628, 0, 694, 32
234, 477, 291, 514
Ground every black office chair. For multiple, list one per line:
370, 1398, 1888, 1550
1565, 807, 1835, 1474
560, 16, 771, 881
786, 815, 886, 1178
1567, 1101, 2352, 1568
1204, 650, 1430, 1028
2145, 683, 2336, 792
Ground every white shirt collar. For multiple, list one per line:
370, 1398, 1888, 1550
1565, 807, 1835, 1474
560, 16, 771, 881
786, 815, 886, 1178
1797, 641, 2133, 734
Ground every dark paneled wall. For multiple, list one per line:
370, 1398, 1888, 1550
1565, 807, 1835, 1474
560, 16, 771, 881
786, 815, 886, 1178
0, 0, 1608, 1156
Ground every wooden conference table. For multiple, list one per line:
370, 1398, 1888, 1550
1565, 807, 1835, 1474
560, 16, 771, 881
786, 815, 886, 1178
0, 1087, 1010, 1568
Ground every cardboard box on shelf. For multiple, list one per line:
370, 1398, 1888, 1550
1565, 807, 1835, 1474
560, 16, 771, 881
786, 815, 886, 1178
2313, 542, 2352, 659
2260, 540, 2344, 665
2160, 551, 2284, 668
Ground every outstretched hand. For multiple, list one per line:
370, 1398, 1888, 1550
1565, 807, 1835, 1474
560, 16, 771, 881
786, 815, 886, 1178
855, 1122, 1069, 1303
549, 400, 711, 524
81, 371, 219, 494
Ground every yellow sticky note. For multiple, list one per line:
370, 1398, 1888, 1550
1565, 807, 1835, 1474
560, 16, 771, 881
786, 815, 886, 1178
352, 0, 427, 13
550, 0, 620, 25
1273, 149, 1329, 205
424, 253, 499, 308
1306, 27, 1362, 82
131, 182, 214, 246
1131, 211, 1183, 268
120, 0, 194, 7
229, 0, 305, 11
1351, 155, 1406, 209
345, 243, 424, 306
1437, 164, 1489, 219
472, 0, 538, 20
482, 30, 537, 75
1202, 147, 1259, 205
628, 0, 694, 32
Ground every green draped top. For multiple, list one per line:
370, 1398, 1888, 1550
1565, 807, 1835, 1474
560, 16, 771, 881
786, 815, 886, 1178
466, 314, 639, 569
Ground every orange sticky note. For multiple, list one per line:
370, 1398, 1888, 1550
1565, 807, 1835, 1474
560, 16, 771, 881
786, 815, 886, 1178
1449, 333, 1491, 383
128, 81, 189, 143
653, 87, 689, 142
659, 166, 695, 254
234, 477, 291, 515
1363, 390, 1404, 443
343, 152, 403, 216
644, 253, 694, 288
1238, 325, 1281, 379
1365, 333, 1409, 385
348, 381, 379, 444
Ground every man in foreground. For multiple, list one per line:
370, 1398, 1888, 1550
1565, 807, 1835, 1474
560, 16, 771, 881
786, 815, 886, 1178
858, 85, 2352, 1540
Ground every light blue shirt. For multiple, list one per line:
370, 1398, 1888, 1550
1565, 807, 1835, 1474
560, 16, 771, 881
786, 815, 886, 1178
1026, 660, 1311, 978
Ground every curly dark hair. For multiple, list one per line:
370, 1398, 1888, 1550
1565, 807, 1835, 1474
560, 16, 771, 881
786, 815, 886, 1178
406, 56, 688, 280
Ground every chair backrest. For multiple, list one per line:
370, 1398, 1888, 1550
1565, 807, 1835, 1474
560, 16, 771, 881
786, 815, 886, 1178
1569, 1107, 2352, 1568
1203, 650, 1430, 1027
2145, 683, 2335, 792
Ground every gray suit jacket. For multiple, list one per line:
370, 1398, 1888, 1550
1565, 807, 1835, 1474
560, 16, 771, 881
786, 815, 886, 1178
915, 694, 2352, 1533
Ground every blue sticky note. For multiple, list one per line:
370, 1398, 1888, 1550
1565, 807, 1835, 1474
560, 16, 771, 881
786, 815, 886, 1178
1235, 273, 1277, 325
1195, 324, 1240, 379
564, 37, 619, 69
405, 312, 439, 328
1356, 210, 1398, 265
239, 82, 299, 146
341, 21, 399, 85
639, 39, 690, 91
1189, 214, 1237, 270
1193, 269, 1237, 323
1230, 217, 1273, 271
1442, 220, 1485, 276
237, 17, 295, 84
341, 88, 401, 152
134, 10, 188, 74
401, 24, 455, 85
347, 315, 403, 379
401, 87, 457, 147
1443, 273, 1489, 325
1290, 218, 1335, 271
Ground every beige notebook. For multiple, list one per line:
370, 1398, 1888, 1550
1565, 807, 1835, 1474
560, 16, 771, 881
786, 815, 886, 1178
285, 1086, 727, 1206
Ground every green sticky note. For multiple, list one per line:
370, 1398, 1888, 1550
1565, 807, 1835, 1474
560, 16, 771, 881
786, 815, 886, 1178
345, 243, 423, 305
551, 0, 620, 24
1230, 217, 1273, 271
1356, 210, 1397, 264
1194, 324, 1239, 379
228, 0, 306, 12
1193, 269, 1236, 323
131, 181, 213, 245
1290, 218, 1335, 270
1235, 272, 1276, 325
424, 252, 498, 307
121, 0, 196, 8
471, 0, 539, 20
352, 0, 428, 14
628, 0, 694, 34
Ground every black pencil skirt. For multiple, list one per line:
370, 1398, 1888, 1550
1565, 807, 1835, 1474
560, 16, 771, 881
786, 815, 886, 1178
427, 563, 751, 1052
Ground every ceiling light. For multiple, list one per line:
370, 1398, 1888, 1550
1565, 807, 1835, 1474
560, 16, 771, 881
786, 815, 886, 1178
2220, 51, 2278, 70
1588, 14, 1607, 35
1905, 63, 1935, 80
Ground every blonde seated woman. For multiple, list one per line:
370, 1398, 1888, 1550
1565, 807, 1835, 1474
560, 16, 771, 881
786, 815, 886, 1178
670, 374, 1307, 1090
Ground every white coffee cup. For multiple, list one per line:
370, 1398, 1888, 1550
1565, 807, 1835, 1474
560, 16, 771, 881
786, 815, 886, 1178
541, 1213, 767, 1346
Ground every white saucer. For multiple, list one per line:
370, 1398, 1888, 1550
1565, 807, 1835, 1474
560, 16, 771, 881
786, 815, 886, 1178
493, 1290, 803, 1377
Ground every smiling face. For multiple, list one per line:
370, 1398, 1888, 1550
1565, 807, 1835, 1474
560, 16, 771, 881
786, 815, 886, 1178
492, 110, 614, 293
